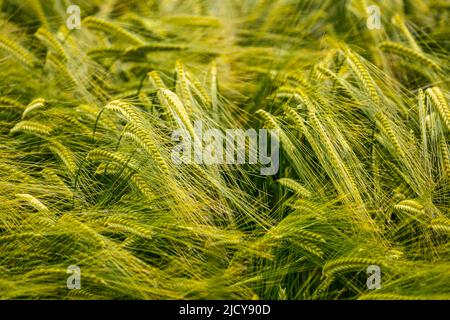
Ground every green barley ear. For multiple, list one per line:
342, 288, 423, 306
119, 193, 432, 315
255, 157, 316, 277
375, 111, 406, 158
0, 35, 36, 67
394, 199, 425, 215
296, 241, 324, 257
418, 89, 428, 156
162, 15, 222, 28
139, 92, 153, 111
1, 0, 450, 300
379, 41, 441, 72
125, 43, 187, 56
57, 113, 92, 136
87, 149, 139, 171
345, 49, 380, 105
22, 98, 46, 119
284, 84, 317, 112
87, 47, 126, 60
278, 178, 311, 198
175, 60, 194, 113
47, 53, 77, 86
277, 286, 287, 300
94, 163, 121, 175
105, 100, 143, 125
159, 88, 196, 139
426, 87, 449, 131
35, 28, 68, 61
83, 16, 145, 45
0, 96, 25, 108
123, 124, 170, 175
391, 15, 422, 52
103, 215, 154, 239
16, 193, 48, 212
256, 109, 296, 155
10, 120, 52, 136
308, 110, 360, 202
429, 217, 450, 234
41, 168, 73, 197
255, 109, 279, 129
286, 72, 315, 95
439, 136, 450, 179
0, 97, 25, 118
129, 174, 156, 200
47, 141, 77, 175
323, 257, 384, 277
0, 162, 31, 182
358, 293, 421, 300
315, 65, 355, 98
58, 214, 107, 248
186, 72, 212, 106
283, 105, 305, 136
67, 289, 106, 300
148, 71, 167, 89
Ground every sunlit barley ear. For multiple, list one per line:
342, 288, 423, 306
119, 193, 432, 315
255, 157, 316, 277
66, 5, 81, 30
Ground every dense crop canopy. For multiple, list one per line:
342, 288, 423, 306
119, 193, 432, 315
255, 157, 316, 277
0, 0, 448, 300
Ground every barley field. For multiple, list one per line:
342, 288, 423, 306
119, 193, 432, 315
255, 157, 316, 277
0, 0, 449, 300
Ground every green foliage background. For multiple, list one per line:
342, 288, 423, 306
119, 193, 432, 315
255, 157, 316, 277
0, 0, 449, 299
